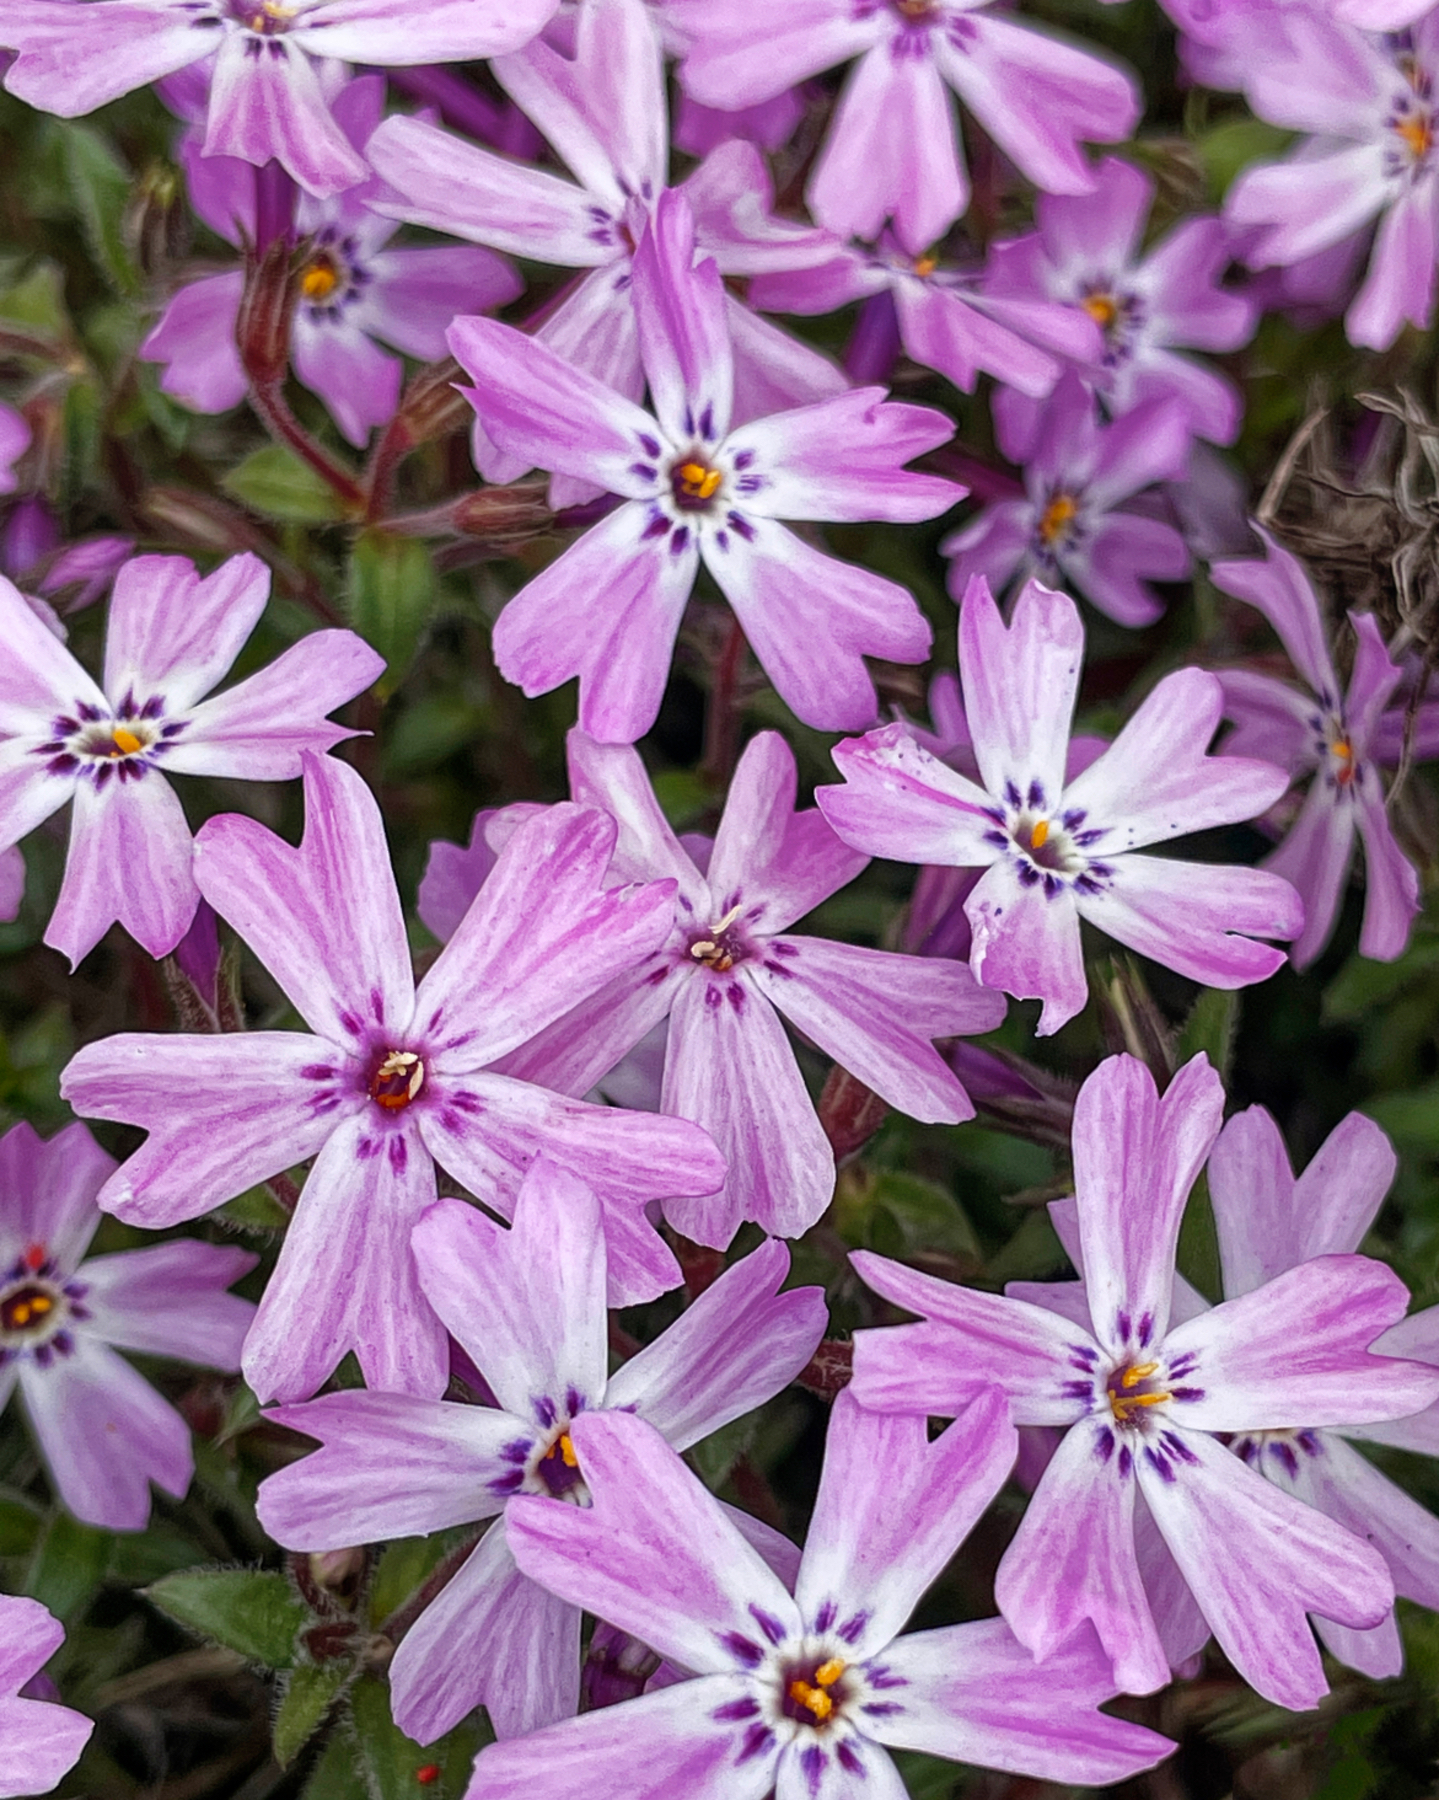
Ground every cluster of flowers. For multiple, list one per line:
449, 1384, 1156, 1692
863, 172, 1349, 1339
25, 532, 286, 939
0, 0, 1436, 1792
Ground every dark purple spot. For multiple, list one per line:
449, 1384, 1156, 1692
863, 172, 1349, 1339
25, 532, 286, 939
639, 434, 661, 458
1144, 1446, 1176, 1484
727, 510, 755, 541
630, 462, 657, 482
837, 1742, 864, 1777
720, 1631, 763, 1668
355, 1136, 379, 1161
1117, 1445, 1132, 1480
749, 1605, 786, 1645
736, 1721, 774, 1763
387, 1135, 407, 1174
837, 1610, 869, 1645
813, 1600, 836, 1632
800, 1745, 826, 1793
713, 1696, 759, 1722
1094, 1426, 1115, 1463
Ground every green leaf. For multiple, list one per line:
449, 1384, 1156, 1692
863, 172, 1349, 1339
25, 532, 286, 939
348, 1674, 481, 1799
0, 1490, 43, 1556
146, 1567, 306, 1668
222, 443, 347, 525
1174, 987, 1239, 1085
347, 530, 435, 696
1194, 117, 1293, 202
888, 1749, 960, 1799
304, 1733, 360, 1800
1365, 1084, 1439, 1151
1324, 936, 1439, 1022
1177, 1171, 1222, 1306
0, 262, 68, 335
58, 121, 140, 296
367, 1534, 453, 1631
218, 1182, 293, 1232
274, 1659, 352, 1766
651, 768, 710, 831
27, 1512, 112, 1620
837, 1169, 981, 1266
62, 376, 103, 508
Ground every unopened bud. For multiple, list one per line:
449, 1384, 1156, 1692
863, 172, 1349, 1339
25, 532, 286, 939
393, 356, 475, 448
451, 483, 553, 543
817, 1065, 888, 1162
237, 236, 299, 389
124, 161, 190, 278
308, 1547, 367, 1608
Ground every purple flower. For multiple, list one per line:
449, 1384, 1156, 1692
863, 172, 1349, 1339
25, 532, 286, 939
0, 551, 382, 967
461, 1392, 1172, 1798
368, 0, 845, 496
448, 191, 960, 742
849, 1051, 1439, 1710
1224, 9, 1439, 349
0, 0, 558, 197
671, 0, 1139, 255
985, 155, 1258, 446
1212, 527, 1421, 967
258, 1156, 825, 1742
817, 576, 1302, 1036
672, 85, 805, 158
142, 75, 520, 444
61, 753, 725, 1403
0, 1119, 256, 1531
749, 233, 1102, 402
432, 728, 1007, 1247
1206, 1104, 1439, 1679
0, 402, 29, 496
942, 373, 1193, 628
0, 1595, 93, 1796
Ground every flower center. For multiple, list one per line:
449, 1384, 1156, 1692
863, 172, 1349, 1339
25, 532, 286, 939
892, 0, 936, 18
536, 1430, 584, 1498
300, 252, 341, 303
232, 0, 295, 32
1081, 292, 1118, 329
0, 1282, 55, 1335
912, 253, 939, 278
76, 718, 155, 761
1010, 812, 1084, 876
671, 456, 724, 512
1105, 1359, 1171, 1427
1037, 492, 1079, 548
782, 1655, 848, 1729
688, 904, 745, 972
368, 1050, 424, 1110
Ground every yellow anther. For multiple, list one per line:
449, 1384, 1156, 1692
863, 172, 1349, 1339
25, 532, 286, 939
1398, 113, 1433, 162
814, 1657, 846, 1687
557, 1432, 577, 1469
1038, 493, 1078, 545
1082, 292, 1118, 329
301, 258, 340, 302
912, 255, 938, 278
1029, 818, 1050, 851
789, 1680, 834, 1722
690, 940, 717, 959
1121, 1361, 1159, 1389
372, 1050, 425, 1108
678, 461, 722, 501
111, 726, 142, 756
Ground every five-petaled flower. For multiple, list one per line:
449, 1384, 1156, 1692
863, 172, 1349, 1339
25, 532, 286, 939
459, 1391, 1173, 1799
0, 1119, 256, 1531
447, 188, 961, 742
849, 1052, 1439, 1710
0, 551, 382, 968
60, 753, 726, 1404
817, 575, 1302, 1036
257, 1157, 825, 1744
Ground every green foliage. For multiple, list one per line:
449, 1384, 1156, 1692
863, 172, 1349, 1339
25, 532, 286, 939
145, 1568, 307, 1668
223, 443, 349, 525
348, 530, 437, 696
273, 1659, 352, 1766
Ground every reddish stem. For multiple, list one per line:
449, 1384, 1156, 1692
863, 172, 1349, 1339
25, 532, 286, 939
702, 614, 748, 785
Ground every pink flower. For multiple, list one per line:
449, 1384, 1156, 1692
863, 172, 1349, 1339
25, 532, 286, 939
0, 1596, 93, 1796
0, 1120, 256, 1531
0, 0, 559, 196
818, 576, 1302, 1035
0, 551, 382, 966
671, 0, 1139, 253
448, 191, 961, 742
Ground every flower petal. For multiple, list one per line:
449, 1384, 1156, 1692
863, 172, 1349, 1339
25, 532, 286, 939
0, 1119, 112, 1275
242, 1112, 447, 1404
1355, 771, 1420, 961
632, 188, 734, 446
752, 934, 1005, 1121
960, 574, 1082, 807
994, 1417, 1171, 1695
203, 32, 366, 197
795, 1387, 1015, 1658
140, 273, 248, 413
1159, 1255, 1439, 1431
1210, 527, 1339, 699
965, 858, 1088, 1038
1138, 1423, 1392, 1710
505, 1409, 799, 1676
194, 752, 414, 1047
820, 723, 1002, 867
871, 1616, 1172, 1786
410, 1170, 609, 1424
390, 1519, 580, 1744
1, 2, 205, 116
660, 968, 834, 1245
80, 1240, 255, 1367
605, 1238, 826, 1451
1264, 776, 1357, 971
849, 1251, 1090, 1426
103, 552, 270, 711
259, 1390, 520, 1549
294, 0, 556, 63
20, 1337, 191, 1530
60, 1032, 344, 1228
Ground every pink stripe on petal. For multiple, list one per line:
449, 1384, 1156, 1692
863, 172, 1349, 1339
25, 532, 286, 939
632, 190, 734, 446
0, 575, 105, 729
1, 2, 206, 116
960, 574, 1082, 807
202, 32, 366, 198
80, 1240, 256, 1368
965, 859, 1088, 1038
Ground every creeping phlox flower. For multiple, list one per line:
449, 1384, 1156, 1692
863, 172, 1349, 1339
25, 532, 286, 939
0, 1120, 256, 1531
669, 0, 1139, 256
426, 727, 1006, 1248
849, 1052, 1439, 1711
0, 0, 558, 196
462, 1393, 1172, 1800
943, 372, 1193, 628
142, 75, 520, 445
448, 190, 961, 742
817, 576, 1302, 1037
0, 402, 29, 497
61, 754, 725, 1405
258, 1158, 826, 1743
0, 848, 22, 925
1204, 1104, 1439, 1679
749, 232, 1102, 402
368, 0, 845, 499
1212, 527, 1422, 968
0, 1596, 93, 1799
1222, 7, 1439, 348
0, 551, 382, 967
984, 155, 1258, 447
